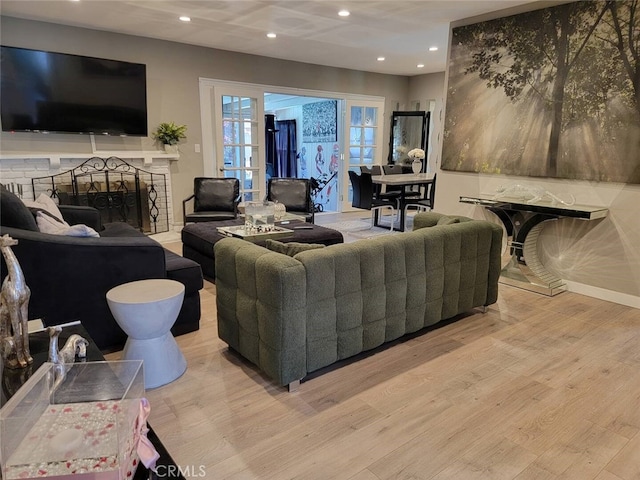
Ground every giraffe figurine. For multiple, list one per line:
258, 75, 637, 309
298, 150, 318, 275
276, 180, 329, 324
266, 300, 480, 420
0, 234, 33, 368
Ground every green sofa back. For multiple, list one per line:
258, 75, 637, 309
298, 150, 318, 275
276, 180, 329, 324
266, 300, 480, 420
215, 213, 502, 387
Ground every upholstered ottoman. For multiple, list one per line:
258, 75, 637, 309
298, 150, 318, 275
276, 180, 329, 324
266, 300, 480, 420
182, 219, 343, 280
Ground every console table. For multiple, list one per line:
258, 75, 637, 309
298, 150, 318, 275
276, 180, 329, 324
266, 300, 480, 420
460, 195, 608, 296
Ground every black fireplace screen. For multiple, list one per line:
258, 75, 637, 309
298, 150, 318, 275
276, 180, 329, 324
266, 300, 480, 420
31, 157, 169, 234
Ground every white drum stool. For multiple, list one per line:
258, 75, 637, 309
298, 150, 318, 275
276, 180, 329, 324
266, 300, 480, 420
106, 279, 187, 389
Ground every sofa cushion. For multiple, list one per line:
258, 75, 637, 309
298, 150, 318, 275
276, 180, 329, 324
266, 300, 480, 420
436, 215, 461, 226
98, 222, 147, 238
265, 239, 325, 256
0, 187, 38, 231
165, 250, 204, 293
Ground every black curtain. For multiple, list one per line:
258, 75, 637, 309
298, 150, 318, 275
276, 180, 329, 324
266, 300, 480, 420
265, 114, 278, 181
275, 119, 298, 177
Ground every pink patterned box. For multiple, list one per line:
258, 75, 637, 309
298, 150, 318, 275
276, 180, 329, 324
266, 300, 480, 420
1, 361, 145, 480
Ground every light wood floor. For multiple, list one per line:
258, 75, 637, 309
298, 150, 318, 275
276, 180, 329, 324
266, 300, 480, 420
109, 215, 640, 479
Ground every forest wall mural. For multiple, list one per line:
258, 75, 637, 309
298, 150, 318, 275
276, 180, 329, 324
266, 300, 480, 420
442, 1, 640, 184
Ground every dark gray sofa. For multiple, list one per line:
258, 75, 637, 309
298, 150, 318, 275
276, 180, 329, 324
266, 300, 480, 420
0, 187, 203, 352
215, 212, 503, 389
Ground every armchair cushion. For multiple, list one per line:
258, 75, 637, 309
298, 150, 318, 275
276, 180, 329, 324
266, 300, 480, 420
267, 178, 314, 222
193, 178, 239, 212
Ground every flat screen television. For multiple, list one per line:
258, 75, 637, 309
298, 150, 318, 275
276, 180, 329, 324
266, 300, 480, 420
0, 46, 147, 136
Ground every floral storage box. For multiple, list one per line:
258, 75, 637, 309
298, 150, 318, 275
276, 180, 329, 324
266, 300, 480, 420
1, 361, 145, 480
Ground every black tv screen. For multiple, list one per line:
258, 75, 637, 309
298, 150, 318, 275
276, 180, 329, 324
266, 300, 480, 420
0, 46, 147, 136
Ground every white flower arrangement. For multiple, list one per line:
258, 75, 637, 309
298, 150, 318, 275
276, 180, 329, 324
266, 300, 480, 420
408, 148, 425, 160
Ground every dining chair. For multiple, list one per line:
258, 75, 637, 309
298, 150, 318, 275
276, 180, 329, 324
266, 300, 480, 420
382, 164, 422, 199
348, 170, 395, 232
361, 165, 402, 207
182, 177, 240, 223
403, 173, 437, 217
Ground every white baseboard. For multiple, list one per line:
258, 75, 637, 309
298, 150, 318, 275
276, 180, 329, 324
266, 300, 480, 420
565, 281, 640, 309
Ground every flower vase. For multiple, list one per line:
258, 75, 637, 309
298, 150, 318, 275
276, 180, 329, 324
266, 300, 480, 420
411, 159, 422, 174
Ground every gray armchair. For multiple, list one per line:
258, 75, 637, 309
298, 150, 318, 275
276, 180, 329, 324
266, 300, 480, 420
182, 177, 240, 223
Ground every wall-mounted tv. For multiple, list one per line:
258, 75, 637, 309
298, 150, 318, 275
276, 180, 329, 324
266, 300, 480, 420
0, 46, 147, 136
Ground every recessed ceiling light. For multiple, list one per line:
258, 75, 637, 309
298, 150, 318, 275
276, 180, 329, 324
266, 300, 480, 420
377, 57, 385, 61
417, 64, 425, 68
267, 32, 277, 39
179, 16, 191, 22
338, 10, 350, 17
428, 46, 438, 52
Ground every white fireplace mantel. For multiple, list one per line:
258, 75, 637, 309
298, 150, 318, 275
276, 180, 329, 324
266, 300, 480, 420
0, 150, 178, 168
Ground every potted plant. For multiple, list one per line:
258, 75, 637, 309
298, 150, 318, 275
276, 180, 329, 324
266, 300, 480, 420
153, 122, 187, 153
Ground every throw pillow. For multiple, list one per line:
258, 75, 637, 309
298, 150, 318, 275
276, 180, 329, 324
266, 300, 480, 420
436, 216, 461, 226
264, 239, 324, 257
28, 208, 66, 224
22, 194, 67, 224
0, 186, 39, 231
36, 212, 100, 237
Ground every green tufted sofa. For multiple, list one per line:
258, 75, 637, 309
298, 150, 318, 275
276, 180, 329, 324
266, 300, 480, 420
215, 212, 503, 389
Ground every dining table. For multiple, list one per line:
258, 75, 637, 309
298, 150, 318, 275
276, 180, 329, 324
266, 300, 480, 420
372, 172, 435, 231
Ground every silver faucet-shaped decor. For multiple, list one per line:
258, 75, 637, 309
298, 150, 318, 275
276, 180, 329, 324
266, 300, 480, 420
47, 326, 89, 389
0, 234, 33, 369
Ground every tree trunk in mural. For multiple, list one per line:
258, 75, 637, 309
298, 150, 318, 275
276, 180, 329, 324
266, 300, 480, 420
546, 7, 571, 178
607, 1, 640, 119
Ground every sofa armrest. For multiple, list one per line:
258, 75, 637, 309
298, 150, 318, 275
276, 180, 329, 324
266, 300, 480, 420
214, 238, 307, 386
60, 205, 103, 231
0, 226, 166, 349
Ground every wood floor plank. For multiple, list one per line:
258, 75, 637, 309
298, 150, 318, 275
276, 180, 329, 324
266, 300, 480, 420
430, 436, 537, 480
112, 228, 640, 479
527, 420, 628, 478
604, 430, 640, 480
348, 469, 383, 480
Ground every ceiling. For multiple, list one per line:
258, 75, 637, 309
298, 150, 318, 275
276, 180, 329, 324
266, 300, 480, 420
1, 0, 539, 76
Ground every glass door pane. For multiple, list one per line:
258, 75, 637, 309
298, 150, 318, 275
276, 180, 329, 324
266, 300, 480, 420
343, 100, 384, 210
214, 86, 265, 202
221, 94, 260, 201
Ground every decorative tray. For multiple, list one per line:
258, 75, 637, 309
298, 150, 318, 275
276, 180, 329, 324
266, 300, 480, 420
217, 225, 294, 241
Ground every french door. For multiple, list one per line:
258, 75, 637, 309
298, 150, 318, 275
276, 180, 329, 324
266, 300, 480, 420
342, 98, 385, 211
200, 79, 385, 210
201, 81, 266, 201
